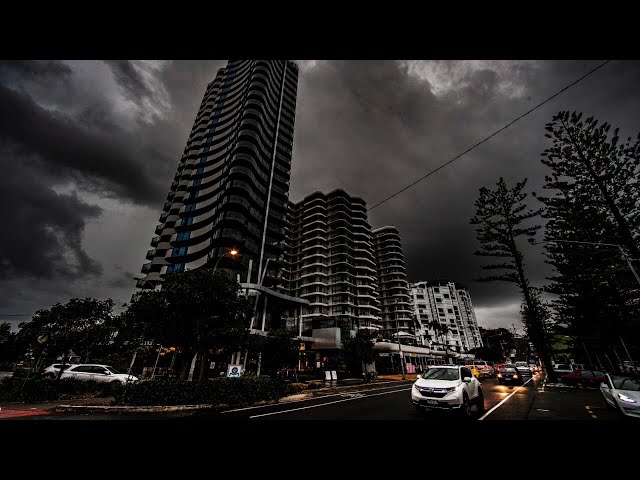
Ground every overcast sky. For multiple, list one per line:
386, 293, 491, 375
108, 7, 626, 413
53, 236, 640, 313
1, 59, 639, 332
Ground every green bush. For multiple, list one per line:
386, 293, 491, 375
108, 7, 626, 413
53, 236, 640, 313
113, 376, 286, 406
0, 377, 124, 403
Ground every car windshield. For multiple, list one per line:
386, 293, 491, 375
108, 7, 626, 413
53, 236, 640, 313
515, 362, 527, 366
611, 376, 640, 391
556, 364, 570, 369
422, 368, 459, 381
106, 366, 121, 374
501, 368, 516, 373
473, 361, 485, 365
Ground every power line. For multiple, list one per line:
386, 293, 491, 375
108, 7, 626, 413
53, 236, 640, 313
367, 60, 612, 212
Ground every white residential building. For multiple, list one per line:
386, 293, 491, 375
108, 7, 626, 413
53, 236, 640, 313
410, 280, 483, 353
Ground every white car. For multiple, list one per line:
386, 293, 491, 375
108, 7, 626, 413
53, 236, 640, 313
553, 363, 574, 377
42, 363, 77, 378
60, 364, 138, 384
412, 365, 484, 417
600, 373, 640, 418
515, 361, 533, 376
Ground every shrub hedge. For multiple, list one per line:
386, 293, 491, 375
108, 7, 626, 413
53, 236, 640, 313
0, 377, 123, 403
113, 376, 286, 406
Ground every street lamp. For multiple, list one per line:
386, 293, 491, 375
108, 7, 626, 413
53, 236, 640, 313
395, 319, 406, 380
213, 248, 238, 271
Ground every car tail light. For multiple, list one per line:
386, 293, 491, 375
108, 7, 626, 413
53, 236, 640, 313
513, 374, 519, 378
497, 373, 502, 378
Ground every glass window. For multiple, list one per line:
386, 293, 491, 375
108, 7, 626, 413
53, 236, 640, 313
71, 365, 93, 373
593, 371, 605, 377
92, 366, 108, 375
173, 263, 185, 273
500, 368, 517, 373
172, 247, 187, 257
436, 298, 442, 303
193, 178, 201, 187
185, 204, 196, 212
579, 371, 594, 377
106, 366, 121, 374
461, 368, 472, 378
177, 231, 190, 241
196, 167, 204, 174
207, 136, 213, 143
422, 368, 459, 381
199, 156, 207, 164
203, 146, 209, 152
611, 376, 640, 391
181, 217, 193, 226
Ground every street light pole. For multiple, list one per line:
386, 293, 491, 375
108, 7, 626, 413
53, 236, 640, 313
395, 319, 406, 380
213, 248, 239, 272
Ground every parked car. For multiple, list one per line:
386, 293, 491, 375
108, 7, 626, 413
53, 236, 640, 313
465, 365, 483, 379
600, 373, 640, 418
561, 369, 607, 388
514, 361, 533, 376
497, 366, 525, 385
42, 363, 77, 378
472, 360, 495, 378
60, 364, 138, 384
553, 363, 575, 377
412, 365, 484, 417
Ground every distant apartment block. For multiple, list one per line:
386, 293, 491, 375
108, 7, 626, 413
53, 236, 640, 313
373, 226, 416, 345
285, 190, 382, 340
410, 280, 483, 352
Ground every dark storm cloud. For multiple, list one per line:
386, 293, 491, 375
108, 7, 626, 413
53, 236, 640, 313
1, 60, 72, 79
103, 60, 153, 103
291, 60, 640, 323
0, 60, 225, 321
2, 59, 639, 331
0, 140, 102, 279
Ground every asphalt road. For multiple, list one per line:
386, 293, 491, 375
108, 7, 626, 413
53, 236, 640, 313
7, 372, 634, 421
189, 374, 543, 421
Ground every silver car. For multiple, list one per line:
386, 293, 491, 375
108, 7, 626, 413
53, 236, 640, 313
600, 373, 640, 418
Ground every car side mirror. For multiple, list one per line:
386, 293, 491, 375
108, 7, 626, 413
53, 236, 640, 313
600, 382, 608, 390
463, 376, 472, 383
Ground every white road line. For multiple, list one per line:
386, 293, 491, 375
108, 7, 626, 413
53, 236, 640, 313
479, 377, 533, 421
222, 382, 408, 413
249, 387, 412, 418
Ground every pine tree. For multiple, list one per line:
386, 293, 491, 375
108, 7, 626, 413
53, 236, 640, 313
470, 178, 556, 379
536, 111, 640, 364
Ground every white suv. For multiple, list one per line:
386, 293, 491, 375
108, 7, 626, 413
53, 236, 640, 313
412, 365, 484, 417
60, 364, 138, 384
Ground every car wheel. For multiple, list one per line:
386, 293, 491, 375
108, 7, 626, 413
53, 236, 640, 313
460, 393, 471, 418
476, 389, 485, 413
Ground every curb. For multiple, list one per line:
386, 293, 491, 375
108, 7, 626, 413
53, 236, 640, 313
56, 403, 221, 413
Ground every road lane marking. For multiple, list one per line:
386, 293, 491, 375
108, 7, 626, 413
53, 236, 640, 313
479, 377, 533, 421
591, 414, 598, 419
249, 387, 412, 418
221, 382, 410, 413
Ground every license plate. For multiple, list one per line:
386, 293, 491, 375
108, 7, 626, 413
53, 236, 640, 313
427, 400, 438, 405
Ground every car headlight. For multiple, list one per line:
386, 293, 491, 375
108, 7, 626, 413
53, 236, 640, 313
618, 394, 637, 404
445, 387, 457, 392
